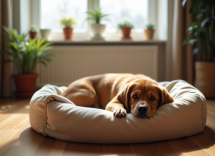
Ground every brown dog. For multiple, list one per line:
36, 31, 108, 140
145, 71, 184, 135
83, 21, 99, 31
61, 73, 174, 118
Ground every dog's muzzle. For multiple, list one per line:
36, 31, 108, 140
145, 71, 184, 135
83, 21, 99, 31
137, 105, 148, 117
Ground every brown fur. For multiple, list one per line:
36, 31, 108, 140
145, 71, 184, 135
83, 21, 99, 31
61, 73, 174, 117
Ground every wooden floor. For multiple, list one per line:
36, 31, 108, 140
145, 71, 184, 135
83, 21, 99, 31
0, 99, 215, 156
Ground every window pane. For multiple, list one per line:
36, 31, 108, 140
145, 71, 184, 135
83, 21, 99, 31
40, 0, 87, 33
100, 0, 148, 33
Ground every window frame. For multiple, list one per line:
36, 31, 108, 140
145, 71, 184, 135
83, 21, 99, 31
31, 0, 157, 40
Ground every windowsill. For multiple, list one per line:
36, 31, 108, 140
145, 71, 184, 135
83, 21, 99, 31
47, 38, 166, 45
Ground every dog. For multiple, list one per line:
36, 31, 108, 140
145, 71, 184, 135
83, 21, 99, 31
61, 73, 174, 118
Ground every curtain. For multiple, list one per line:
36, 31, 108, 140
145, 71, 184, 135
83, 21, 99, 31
166, 0, 194, 84
0, 0, 12, 97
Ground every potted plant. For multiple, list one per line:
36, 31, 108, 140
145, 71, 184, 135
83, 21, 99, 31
1, 27, 54, 98
40, 29, 52, 40
117, 19, 134, 40
86, 8, 109, 40
59, 15, 77, 40
29, 25, 38, 39
144, 24, 155, 39
183, 0, 215, 98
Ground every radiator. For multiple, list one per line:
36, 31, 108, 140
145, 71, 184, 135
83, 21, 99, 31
36, 45, 158, 87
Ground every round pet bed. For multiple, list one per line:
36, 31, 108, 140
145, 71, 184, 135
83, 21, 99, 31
29, 80, 207, 144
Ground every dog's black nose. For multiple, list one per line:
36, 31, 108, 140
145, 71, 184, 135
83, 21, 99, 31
138, 105, 148, 114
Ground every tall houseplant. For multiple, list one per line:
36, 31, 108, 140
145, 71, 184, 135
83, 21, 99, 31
86, 8, 109, 40
183, 0, 215, 98
59, 15, 77, 40
1, 27, 54, 98
117, 19, 134, 40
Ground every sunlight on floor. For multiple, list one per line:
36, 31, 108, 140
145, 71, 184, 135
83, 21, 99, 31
0, 105, 15, 113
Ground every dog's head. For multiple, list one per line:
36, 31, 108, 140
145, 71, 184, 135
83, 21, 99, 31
117, 79, 174, 118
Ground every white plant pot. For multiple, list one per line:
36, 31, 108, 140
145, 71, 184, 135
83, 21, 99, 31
40, 29, 52, 40
90, 24, 106, 40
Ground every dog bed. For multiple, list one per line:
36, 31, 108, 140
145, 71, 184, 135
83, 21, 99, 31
29, 80, 207, 144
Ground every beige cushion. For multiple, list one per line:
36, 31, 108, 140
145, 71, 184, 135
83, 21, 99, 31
29, 80, 207, 143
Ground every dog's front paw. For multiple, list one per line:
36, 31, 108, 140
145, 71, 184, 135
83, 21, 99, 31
113, 108, 127, 117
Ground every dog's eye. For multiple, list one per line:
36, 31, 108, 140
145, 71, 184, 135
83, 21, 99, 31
132, 95, 138, 99
149, 96, 155, 101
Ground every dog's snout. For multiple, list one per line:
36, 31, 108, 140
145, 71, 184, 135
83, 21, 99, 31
138, 105, 148, 114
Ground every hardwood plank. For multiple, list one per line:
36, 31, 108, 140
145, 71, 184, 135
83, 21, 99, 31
130, 137, 209, 156
0, 99, 29, 123
168, 137, 209, 156
0, 112, 29, 141
33, 136, 56, 156
0, 129, 20, 156
49, 140, 67, 156
4, 126, 45, 156
130, 141, 177, 156
63, 143, 134, 156
190, 132, 215, 156
0, 108, 30, 155
202, 124, 215, 143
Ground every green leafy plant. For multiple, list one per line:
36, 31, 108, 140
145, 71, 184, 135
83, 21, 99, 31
59, 14, 77, 28
145, 24, 154, 30
86, 8, 109, 24
117, 19, 135, 29
183, 0, 215, 62
29, 25, 37, 32
1, 27, 54, 74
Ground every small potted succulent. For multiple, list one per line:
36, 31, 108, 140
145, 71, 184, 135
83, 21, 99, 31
1, 27, 54, 98
86, 8, 109, 40
29, 25, 38, 39
117, 19, 134, 40
59, 15, 77, 40
144, 24, 155, 39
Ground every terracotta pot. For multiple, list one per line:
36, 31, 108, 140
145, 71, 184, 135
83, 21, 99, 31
29, 31, 37, 39
121, 27, 132, 40
194, 62, 215, 99
63, 28, 73, 40
12, 74, 38, 98
144, 29, 154, 39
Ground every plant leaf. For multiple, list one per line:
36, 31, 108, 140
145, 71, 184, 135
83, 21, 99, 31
193, 48, 199, 55
183, 38, 190, 45
188, 39, 197, 45
201, 18, 209, 27
182, 0, 187, 7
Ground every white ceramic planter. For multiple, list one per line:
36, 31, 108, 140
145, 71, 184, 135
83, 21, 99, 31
90, 24, 106, 40
40, 29, 52, 40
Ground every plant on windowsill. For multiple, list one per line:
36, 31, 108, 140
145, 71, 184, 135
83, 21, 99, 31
86, 8, 109, 40
117, 19, 135, 40
1, 27, 54, 98
29, 25, 38, 39
59, 15, 77, 40
144, 24, 155, 40
183, 0, 215, 98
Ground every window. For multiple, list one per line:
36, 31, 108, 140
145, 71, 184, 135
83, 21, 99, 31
31, 0, 161, 40
40, 0, 87, 33
100, 0, 148, 33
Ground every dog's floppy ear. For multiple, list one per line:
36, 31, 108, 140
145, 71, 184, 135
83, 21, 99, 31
117, 83, 135, 111
157, 85, 174, 106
